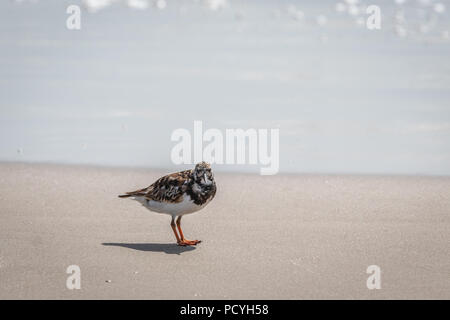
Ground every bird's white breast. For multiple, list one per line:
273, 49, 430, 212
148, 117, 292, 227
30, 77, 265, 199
141, 194, 208, 217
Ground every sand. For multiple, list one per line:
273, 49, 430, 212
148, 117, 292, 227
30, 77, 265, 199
0, 162, 449, 299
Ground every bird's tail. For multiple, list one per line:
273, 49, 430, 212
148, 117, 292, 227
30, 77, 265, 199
118, 187, 148, 198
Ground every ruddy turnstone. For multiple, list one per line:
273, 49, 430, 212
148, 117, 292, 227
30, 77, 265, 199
118, 162, 216, 246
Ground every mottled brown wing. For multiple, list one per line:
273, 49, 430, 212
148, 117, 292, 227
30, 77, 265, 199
143, 169, 192, 203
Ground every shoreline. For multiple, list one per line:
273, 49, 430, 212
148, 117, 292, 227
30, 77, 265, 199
1, 160, 449, 179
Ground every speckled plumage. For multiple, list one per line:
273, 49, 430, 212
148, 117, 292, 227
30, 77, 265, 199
119, 162, 216, 207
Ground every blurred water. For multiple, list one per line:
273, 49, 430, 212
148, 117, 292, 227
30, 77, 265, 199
1, 0, 450, 174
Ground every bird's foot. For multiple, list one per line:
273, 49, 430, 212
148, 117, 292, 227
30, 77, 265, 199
177, 239, 201, 246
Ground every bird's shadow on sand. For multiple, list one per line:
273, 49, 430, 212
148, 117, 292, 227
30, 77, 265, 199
102, 242, 196, 255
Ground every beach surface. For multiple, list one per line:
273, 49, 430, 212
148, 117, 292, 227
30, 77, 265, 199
0, 162, 449, 299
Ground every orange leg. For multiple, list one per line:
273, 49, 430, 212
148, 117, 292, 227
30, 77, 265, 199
176, 216, 201, 246
170, 219, 181, 244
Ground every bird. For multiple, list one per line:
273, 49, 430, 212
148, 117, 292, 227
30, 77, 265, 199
118, 162, 216, 246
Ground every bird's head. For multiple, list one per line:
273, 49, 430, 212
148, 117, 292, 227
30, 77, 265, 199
193, 161, 214, 185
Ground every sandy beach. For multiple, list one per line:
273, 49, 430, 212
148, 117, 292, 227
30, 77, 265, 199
0, 162, 449, 299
